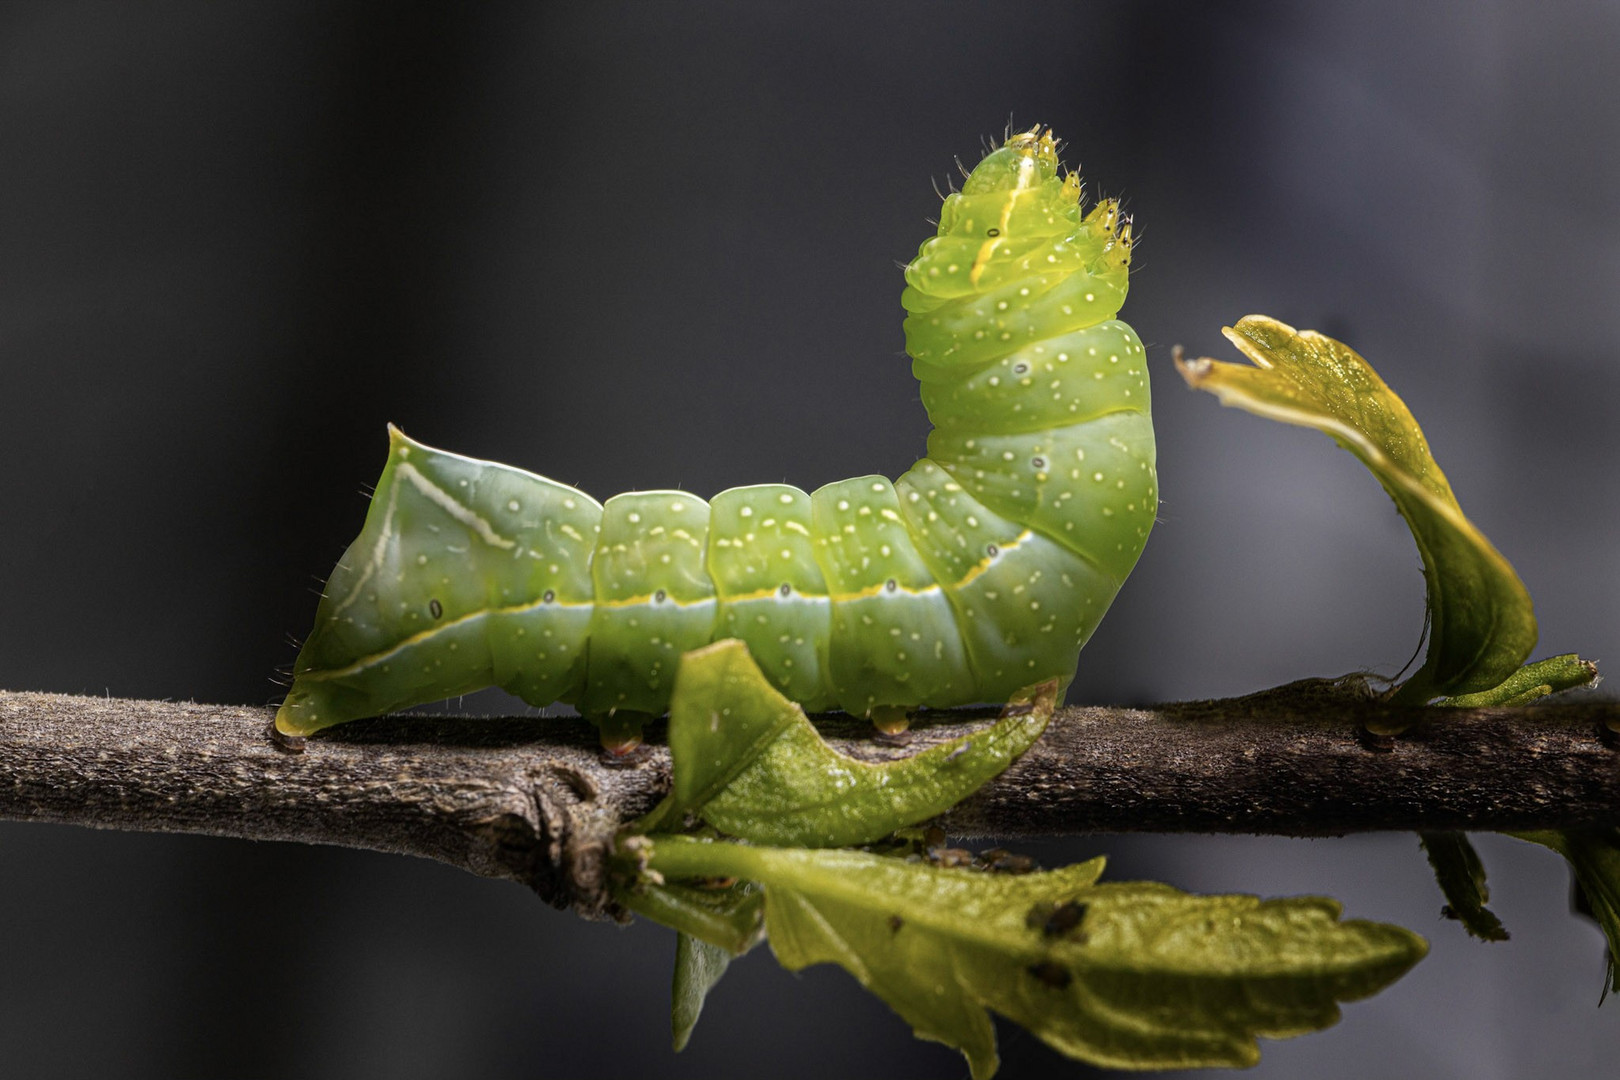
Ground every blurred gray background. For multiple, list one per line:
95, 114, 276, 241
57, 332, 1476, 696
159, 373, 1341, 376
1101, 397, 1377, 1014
1, 2, 1616, 1076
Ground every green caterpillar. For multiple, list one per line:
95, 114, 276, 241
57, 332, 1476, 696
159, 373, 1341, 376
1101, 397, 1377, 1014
276, 128, 1156, 746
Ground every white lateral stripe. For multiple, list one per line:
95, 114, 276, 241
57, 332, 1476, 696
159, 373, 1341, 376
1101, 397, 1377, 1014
595, 596, 718, 614
397, 462, 516, 550
725, 592, 833, 606
953, 529, 1036, 590
304, 594, 595, 682
330, 481, 400, 618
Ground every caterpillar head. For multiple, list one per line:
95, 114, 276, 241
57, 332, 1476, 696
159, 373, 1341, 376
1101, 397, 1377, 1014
904, 128, 1100, 305
961, 126, 1061, 195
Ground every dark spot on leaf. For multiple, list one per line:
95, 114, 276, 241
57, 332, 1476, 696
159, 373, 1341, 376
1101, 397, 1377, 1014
779, 582, 792, 597
887, 914, 904, 933
1043, 901, 1088, 938
986, 543, 999, 557
986, 227, 1000, 237
654, 589, 667, 603
542, 589, 556, 603
429, 599, 443, 619
1027, 960, 1071, 989
885, 578, 898, 592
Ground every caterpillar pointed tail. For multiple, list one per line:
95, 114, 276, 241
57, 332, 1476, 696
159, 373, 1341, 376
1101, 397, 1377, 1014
276, 127, 1156, 743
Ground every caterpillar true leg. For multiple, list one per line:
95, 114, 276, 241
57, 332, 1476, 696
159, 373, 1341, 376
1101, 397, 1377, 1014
276, 127, 1156, 742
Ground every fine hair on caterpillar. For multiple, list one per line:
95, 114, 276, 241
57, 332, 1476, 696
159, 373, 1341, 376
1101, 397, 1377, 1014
277, 126, 1157, 749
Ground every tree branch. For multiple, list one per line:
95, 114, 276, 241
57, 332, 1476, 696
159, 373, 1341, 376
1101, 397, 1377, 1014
2, 687, 1616, 915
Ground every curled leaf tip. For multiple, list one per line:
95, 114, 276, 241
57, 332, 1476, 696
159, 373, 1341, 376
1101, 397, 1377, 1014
1184, 314, 1536, 702
1172, 343, 1214, 384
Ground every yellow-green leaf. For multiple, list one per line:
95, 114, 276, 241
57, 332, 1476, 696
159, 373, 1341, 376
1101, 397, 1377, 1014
645, 837, 1427, 1078
1177, 315, 1536, 702
1435, 653, 1598, 708
634, 639, 1053, 847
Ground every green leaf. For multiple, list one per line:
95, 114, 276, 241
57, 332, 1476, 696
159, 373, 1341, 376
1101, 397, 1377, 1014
612, 877, 765, 1051
1418, 831, 1508, 941
671, 932, 733, 1052
1177, 315, 1536, 702
613, 876, 765, 955
1435, 653, 1599, 708
1512, 829, 1620, 998
634, 639, 1054, 847
645, 836, 1427, 1077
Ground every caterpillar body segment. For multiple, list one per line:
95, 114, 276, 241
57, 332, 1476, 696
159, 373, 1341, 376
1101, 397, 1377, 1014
275, 127, 1156, 739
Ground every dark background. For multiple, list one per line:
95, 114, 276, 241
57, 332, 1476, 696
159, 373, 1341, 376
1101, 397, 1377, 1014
2, 2, 1617, 1076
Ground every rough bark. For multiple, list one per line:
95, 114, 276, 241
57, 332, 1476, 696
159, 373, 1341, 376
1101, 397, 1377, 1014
1, 687, 1616, 915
